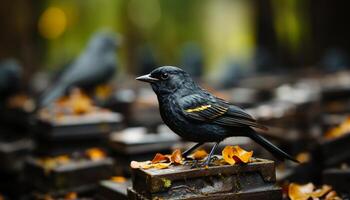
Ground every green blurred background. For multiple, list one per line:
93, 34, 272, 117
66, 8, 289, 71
0, 0, 349, 83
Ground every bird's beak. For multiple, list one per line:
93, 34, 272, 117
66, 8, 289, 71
136, 74, 159, 83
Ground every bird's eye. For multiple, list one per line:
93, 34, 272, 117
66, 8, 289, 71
161, 73, 169, 80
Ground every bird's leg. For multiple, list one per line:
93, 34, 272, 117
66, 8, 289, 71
201, 142, 219, 167
182, 142, 204, 158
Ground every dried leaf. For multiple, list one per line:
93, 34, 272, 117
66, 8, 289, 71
64, 192, 77, 200
130, 161, 151, 169
152, 163, 171, 169
288, 183, 315, 200
311, 185, 332, 198
170, 149, 183, 164
325, 191, 341, 200
152, 149, 183, 165
130, 161, 170, 169
95, 85, 112, 100
86, 148, 106, 161
296, 152, 311, 163
325, 117, 350, 139
39, 155, 71, 172
288, 183, 341, 200
222, 146, 253, 165
188, 149, 208, 160
69, 89, 93, 115
152, 153, 169, 164
55, 155, 70, 164
111, 176, 127, 183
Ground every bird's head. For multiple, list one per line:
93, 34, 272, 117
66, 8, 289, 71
136, 66, 197, 96
88, 32, 119, 53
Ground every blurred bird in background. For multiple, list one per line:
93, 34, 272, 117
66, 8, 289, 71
137, 66, 297, 166
136, 45, 158, 76
39, 31, 119, 107
0, 59, 22, 104
180, 43, 204, 79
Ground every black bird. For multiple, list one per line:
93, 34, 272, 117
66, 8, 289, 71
40, 32, 118, 107
136, 66, 297, 165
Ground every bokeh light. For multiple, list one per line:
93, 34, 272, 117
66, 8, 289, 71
38, 7, 67, 39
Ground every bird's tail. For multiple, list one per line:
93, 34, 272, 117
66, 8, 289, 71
248, 129, 299, 163
39, 85, 66, 108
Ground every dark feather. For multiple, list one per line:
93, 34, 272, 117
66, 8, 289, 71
181, 94, 267, 131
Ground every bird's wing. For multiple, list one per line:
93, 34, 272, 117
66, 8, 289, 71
179, 93, 267, 130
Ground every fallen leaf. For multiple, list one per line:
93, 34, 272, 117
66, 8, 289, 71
325, 117, 350, 139
130, 161, 170, 169
69, 89, 93, 115
188, 149, 208, 160
170, 149, 183, 164
86, 148, 106, 161
288, 183, 342, 200
152, 163, 171, 169
111, 176, 127, 183
296, 152, 311, 163
222, 146, 253, 165
311, 185, 332, 198
130, 161, 151, 169
288, 183, 315, 200
64, 192, 77, 199
95, 84, 112, 100
325, 191, 341, 200
55, 155, 70, 164
152, 149, 183, 165
152, 153, 169, 164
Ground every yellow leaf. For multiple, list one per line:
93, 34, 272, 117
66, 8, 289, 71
288, 183, 315, 200
152, 163, 171, 169
188, 149, 208, 160
325, 117, 350, 139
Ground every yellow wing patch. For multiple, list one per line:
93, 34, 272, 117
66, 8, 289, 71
185, 105, 212, 113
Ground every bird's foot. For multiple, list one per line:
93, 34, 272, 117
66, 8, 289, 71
184, 155, 219, 168
210, 155, 219, 162
198, 155, 220, 168
184, 159, 209, 169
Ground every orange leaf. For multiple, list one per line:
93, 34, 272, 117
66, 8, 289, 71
325, 191, 341, 200
288, 183, 315, 200
55, 155, 70, 164
170, 149, 183, 164
188, 149, 208, 160
296, 152, 311, 163
111, 176, 127, 183
311, 185, 332, 198
152, 153, 169, 164
325, 117, 350, 139
222, 146, 253, 165
64, 192, 78, 200
86, 148, 106, 161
